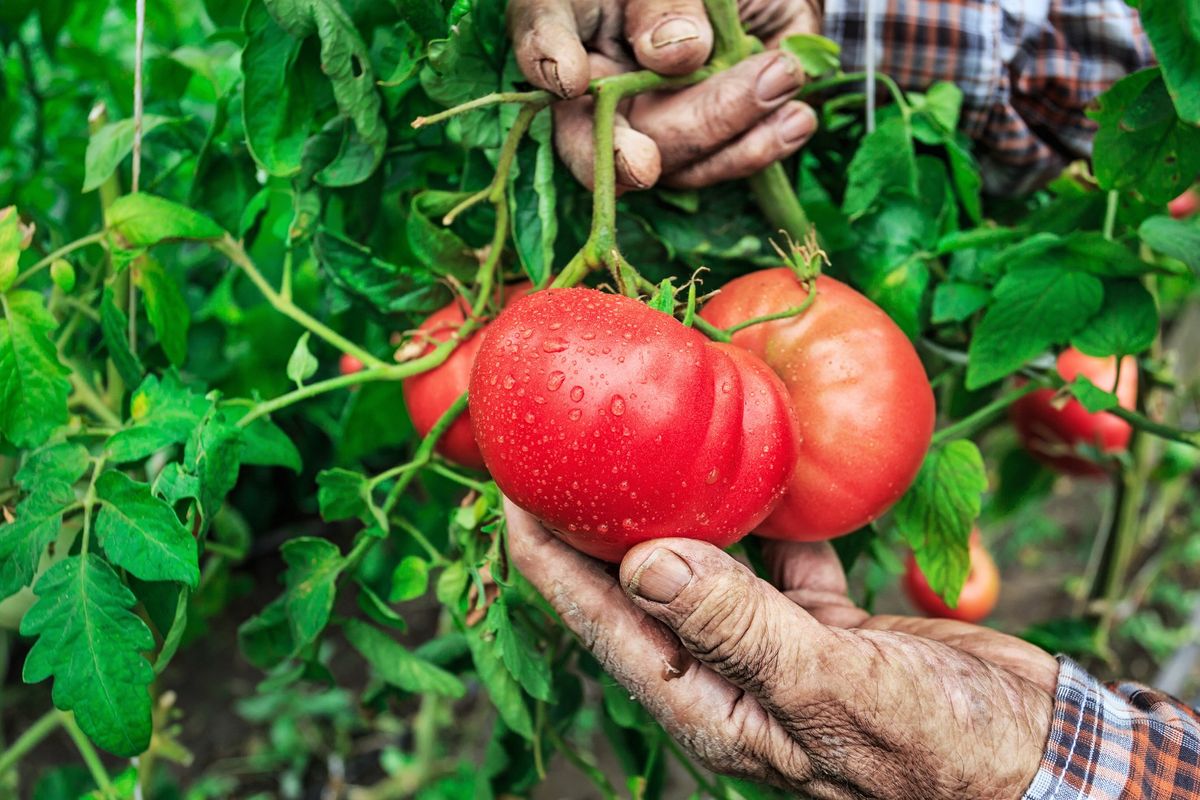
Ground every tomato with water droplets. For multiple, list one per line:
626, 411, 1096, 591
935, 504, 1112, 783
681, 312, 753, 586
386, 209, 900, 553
402, 283, 530, 470
1009, 347, 1137, 476
470, 288, 798, 562
904, 530, 999, 623
700, 270, 935, 541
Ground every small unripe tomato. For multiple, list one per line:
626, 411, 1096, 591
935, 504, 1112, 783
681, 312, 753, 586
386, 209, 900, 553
1168, 188, 1198, 220
904, 531, 999, 623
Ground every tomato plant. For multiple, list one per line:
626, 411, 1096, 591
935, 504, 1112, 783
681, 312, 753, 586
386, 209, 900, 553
904, 530, 1000, 623
0, 0, 1198, 797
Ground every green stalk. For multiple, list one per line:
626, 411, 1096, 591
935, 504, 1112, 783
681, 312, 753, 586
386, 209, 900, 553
930, 382, 1042, 446
750, 166, 811, 240
11, 231, 108, 289
89, 103, 126, 412
0, 709, 62, 778
62, 713, 113, 795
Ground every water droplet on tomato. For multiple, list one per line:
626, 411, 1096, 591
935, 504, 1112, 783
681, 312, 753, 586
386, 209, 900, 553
622, 332, 633, 341
570, 386, 584, 402
721, 380, 732, 393
502, 375, 516, 389
568, 409, 583, 421
546, 371, 566, 391
524, 412, 535, 423
520, 328, 534, 339
581, 331, 595, 340
543, 338, 568, 353
622, 518, 636, 530
618, 480, 629, 491
706, 468, 720, 484
534, 395, 546, 404
610, 395, 625, 416
597, 523, 609, 533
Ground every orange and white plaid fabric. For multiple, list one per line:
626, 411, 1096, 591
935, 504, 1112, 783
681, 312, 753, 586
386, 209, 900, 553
823, 0, 1154, 193
1023, 658, 1200, 799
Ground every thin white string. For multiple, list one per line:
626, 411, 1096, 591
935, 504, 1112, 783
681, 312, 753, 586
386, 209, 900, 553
864, 0, 877, 133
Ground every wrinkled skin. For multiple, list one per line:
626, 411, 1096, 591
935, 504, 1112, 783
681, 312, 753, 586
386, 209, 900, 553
402, 284, 530, 469
506, 500, 1056, 799
904, 531, 1000, 623
1009, 348, 1137, 477
701, 270, 935, 540
470, 288, 797, 561
507, 0, 821, 189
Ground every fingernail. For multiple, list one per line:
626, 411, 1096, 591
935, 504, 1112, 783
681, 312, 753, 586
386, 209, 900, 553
756, 56, 799, 102
650, 17, 700, 48
780, 105, 817, 144
629, 549, 693, 603
538, 58, 568, 97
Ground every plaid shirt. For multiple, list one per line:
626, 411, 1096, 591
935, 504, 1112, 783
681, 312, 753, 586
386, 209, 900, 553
1023, 658, 1200, 799
823, 0, 1154, 193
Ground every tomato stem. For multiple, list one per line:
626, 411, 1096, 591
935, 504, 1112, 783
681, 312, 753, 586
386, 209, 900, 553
722, 286, 819, 335
411, 90, 552, 128
0, 708, 61, 779
930, 382, 1042, 446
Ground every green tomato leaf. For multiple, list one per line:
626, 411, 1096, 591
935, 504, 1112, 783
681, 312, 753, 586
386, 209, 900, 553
420, 11, 511, 149
847, 198, 935, 337
1071, 279, 1158, 357
0, 290, 71, 447
237, 597, 294, 670
1138, 214, 1200, 274
1127, 0, 1200, 123
94, 471, 199, 588
316, 468, 371, 521
510, 109, 557, 286
389, 554, 430, 602
83, 115, 178, 193
1091, 68, 1200, 204
406, 191, 480, 280
344, 618, 465, 698
465, 622, 533, 738
842, 115, 918, 218
1067, 376, 1119, 413
0, 481, 75, 598
779, 34, 841, 78
313, 228, 446, 316
20, 555, 155, 757
107, 194, 224, 246
286, 332, 318, 386
280, 536, 344, 649
16, 441, 90, 488
486, 597, 552, 702
931, 281, 990, 324
239, 416, 302, 472
0, 206, 20, 292
356, 579, 407, 630
134, 257, 191, 366
183, 407, 243, 526
242, 0, 311, 178
966, 268, 1104, 389
892, 440, 987, 604
106, 373, 209, 463
100, 287, 145, 386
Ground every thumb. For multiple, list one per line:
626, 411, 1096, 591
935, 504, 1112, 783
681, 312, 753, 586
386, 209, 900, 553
620, 538, 828, 698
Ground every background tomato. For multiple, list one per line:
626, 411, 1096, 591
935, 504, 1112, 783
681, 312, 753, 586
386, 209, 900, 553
1010, 348, 1137, 476
700, 270, 935, 541
1169, 187, 1198, 219
904, 531, 999, 623
470, 288, 798, 562
402, 284, 530, 469
339, 353, 364, 376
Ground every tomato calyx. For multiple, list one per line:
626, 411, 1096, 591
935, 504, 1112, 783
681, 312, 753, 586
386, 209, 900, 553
772, 228, 828, 284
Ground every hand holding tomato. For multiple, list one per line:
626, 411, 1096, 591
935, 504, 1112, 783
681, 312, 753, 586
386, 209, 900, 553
1010, 347, 1137, 476
904, 531, 1000, 623
505, 500, 1057, 799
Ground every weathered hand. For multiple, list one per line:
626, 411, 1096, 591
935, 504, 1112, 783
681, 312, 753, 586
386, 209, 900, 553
507, 0, 821, 189
505, 498, 1058, 799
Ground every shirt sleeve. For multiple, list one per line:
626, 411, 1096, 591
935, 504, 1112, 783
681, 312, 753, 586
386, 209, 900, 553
1022, 657, 1200, 800
822, 0, 1154, 194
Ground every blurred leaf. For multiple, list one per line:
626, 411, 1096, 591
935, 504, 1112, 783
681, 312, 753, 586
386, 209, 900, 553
0, 206, 19, 291
0, 481, 75, 598
486, 597, 552, 701
314, 227, 446, 315
893, 441, 986, 605
240, 417, 303, 472
242, 0, 311, 178
21, 555, 155, 757
106, 373, 208, 463
281, 537, 344, 649
15, 441, 90, 487
95, 471, 199, 588
406, 191, 480, 279
1139, 214, 1200, 273
183, 408, 243, 527
1071, 279, 1158, 357
83, 115, 178, 193
238, 598, 294, 670
134, 257, 191, 366
1092, 68, 1200, 204
1128, 0, 1200, 123
316, 468, 371, 521
1021, 617, 1100, 659
0, 290, 71, 447
842, 116, 917, 217
465, 623, 533, 738
389, 554, 429, 602
108, 194, 224, 246
286, 332, 318, 386
510, 109, 556, 286
1067, 375, 1120, 413
931, 281, 990, 323
847, 198, 934, 337
779, 34, 840, 78
344, 618, 465, 697
966, 268, 1103, 389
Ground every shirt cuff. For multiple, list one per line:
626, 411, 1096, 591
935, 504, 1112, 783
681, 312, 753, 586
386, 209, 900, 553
1022, 656, 1134, 800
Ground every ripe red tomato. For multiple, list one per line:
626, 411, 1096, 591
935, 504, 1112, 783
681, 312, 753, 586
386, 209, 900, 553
904, 531, 999, 623
339, 353, 364, 376
470, 288, 798, 562
402, 283, 530, 470
1169, 188, 1198, 220
699, 270, 935, 541
1009, 347, 1137, 476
